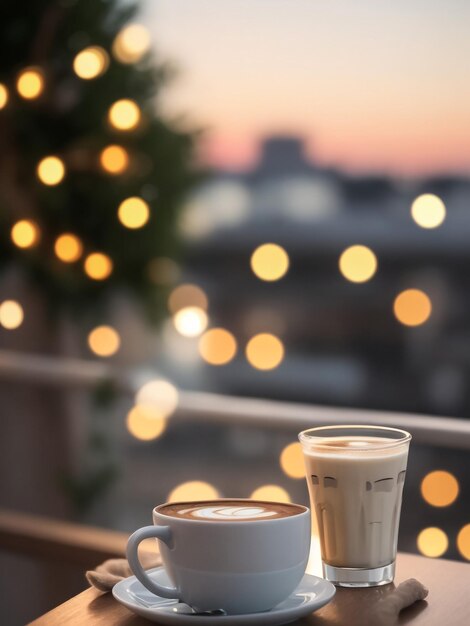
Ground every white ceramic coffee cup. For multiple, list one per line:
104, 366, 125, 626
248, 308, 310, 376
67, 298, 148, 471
126, 499, 311, 614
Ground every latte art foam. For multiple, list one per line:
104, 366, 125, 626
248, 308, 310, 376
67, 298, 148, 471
159, 499, 304, 522
178, 506, 278, 520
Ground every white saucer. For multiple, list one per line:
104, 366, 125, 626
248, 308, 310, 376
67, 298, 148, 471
113, 567, 335, 625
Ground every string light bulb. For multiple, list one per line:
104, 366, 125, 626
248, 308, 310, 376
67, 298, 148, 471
135, 379, 179, 418
11, 220, 40, 249
417, 527, 448, 558
88, 325, 120, 357
394, 289, 432, 327
250, 485, 291, 503
420, 470, 459, 507
112, 24, 151, 64
54, 234, 83, 263
251, 243, 289, 281
0, 83, 9, 109
246, 333, 284, 370
457, 524, 470, 560
173, 306, 208, 337
411, 194, 446, 229
16, 67, 44, 99
117, 197, 150, 229
108, 99, 141, 131
100, 145, 129, 174
168, 481, 219, 502
37, 156, 65, 186
126, 406, 167, 441
339, 245, 377, 283
168, 284, 208, 313
84, 252, 113, 280
198, 328, 237, 365
0, 300, 24, 330
280, 442, 305, 479
73, 46, 109, 80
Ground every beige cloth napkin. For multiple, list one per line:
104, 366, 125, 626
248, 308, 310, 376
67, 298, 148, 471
86, 553, 162, 592
371, 579, 429, 624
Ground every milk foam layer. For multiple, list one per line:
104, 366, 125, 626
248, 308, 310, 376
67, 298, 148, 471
306, 436, 408, 457
178, 506, 278, 520
159, 500, 302, 521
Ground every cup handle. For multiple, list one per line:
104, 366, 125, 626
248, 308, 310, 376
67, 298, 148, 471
126, 525, 180, 599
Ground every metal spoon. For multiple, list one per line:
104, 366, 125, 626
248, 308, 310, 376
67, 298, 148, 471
172, 606, 227, 616
128, 590, 227, 616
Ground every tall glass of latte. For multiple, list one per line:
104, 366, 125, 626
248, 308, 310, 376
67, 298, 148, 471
299, 425, 411, 587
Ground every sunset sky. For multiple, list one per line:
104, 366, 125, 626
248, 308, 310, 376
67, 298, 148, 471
144, 0, 470, 176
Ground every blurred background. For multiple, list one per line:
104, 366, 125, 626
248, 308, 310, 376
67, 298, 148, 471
1, 0, 470, 623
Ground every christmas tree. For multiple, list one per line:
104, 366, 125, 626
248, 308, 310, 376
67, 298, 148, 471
0, 0, 196, 325
0, 0, 197, 514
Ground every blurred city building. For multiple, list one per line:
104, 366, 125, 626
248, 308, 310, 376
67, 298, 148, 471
176, 135, 470, 418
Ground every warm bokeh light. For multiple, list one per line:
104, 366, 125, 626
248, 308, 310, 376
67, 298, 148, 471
73, 46, 109, 80
394, 289, 432, 327
117, 196, 150, 229
16, 67, 44, 99
168, 481, 220, 502
198, 328, 237, 365
250, 243, 289, 281
112, 24, 151, 64
417, 527, 448, 558
246, 333, 284, 370
421, 470, 459, 507
250, 485, 291, 503
135, 379, 179, 418
173, 306, 208, 338
280, 442, 305, 479
84, 252, 113, 280
457, 524, 470, 560
148, 257, 181, 285
108, 99, 141, 131
37, 156, 65, 186
100, 145, 129, 174
168, 284, 208, 313
11, 220, 40, 249
126, 406, 167, 441
0, 300, 24, 330
87, 325, 121, 357
54, 233, 83, 263
0, 83, 9, 109
411, 194, 446, 229
339, 245, 378, 283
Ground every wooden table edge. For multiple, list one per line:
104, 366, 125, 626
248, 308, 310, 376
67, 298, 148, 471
28, 552, 470, 626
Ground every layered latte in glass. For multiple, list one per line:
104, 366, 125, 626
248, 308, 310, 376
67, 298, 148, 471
299, 425, 411, 587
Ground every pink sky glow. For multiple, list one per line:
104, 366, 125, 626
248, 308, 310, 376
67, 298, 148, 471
146, 0, 470, 176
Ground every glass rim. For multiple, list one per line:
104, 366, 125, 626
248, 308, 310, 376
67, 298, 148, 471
298, 424, 411, 451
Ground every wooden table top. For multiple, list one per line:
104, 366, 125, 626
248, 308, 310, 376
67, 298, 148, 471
30, 552, 470, 626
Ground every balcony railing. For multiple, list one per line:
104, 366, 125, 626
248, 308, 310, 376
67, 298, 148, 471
1, 348, 469, 449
